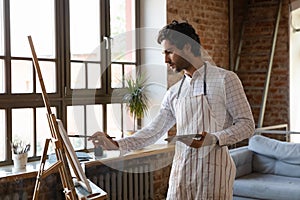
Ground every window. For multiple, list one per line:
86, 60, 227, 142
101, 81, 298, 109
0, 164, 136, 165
0, 0, 139, 165
0, 109, 5, 161
0, 1, 4, 94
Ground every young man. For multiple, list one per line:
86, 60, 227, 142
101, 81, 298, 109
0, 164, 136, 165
90, 20, 255, 199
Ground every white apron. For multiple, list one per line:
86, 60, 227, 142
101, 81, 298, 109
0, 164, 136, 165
166, 79, 236, 200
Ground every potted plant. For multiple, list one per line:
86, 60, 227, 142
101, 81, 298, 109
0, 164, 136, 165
122, 74, 149, 133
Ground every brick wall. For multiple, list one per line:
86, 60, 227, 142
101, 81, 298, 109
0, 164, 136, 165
234, 0, 290, 129
264, 0, 289, 128
167, 0, 230, 68
0, 173, 64, 200
166, 0, 292, 135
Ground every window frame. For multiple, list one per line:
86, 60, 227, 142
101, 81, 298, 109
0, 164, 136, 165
0, 0, 140, 166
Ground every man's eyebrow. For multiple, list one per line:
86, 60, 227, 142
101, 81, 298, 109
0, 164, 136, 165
162, 49, 173, 54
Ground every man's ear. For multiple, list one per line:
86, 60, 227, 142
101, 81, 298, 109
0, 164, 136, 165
183, 43, 192, 53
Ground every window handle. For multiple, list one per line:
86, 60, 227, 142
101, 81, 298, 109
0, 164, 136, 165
103, 36, 113, 50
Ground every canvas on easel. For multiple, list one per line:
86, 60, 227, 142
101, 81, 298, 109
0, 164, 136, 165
57, 119, 107, 200
56, 119, 92, 192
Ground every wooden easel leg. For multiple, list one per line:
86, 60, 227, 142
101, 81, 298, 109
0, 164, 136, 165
32, 138, 51, 200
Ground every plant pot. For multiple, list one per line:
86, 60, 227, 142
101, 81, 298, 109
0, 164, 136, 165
12, 152, 28, 170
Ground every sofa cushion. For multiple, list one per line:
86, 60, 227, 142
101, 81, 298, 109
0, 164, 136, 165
249, 135, 300, 177
252, 153, 275, 174
230, 146, 253, 178
233, 173, 300, 200
252, 153, 300, 178
248, 135, 300, 165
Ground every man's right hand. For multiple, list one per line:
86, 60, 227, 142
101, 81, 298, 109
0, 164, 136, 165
88, 131, 119, 150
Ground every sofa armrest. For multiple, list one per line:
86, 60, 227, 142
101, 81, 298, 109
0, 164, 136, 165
230, 146, 253, 178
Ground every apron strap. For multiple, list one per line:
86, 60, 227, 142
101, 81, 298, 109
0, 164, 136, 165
203, 62, 207, 96
177, 75, 186, 99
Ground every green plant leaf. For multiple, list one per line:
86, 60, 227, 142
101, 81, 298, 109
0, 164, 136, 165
122, 73, 149, 119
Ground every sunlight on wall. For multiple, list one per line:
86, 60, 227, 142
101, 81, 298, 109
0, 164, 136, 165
290, 6, 300, 143
140, 0, 167, 144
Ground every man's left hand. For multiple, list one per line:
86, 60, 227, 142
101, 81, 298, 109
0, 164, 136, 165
166, 132, 218, 148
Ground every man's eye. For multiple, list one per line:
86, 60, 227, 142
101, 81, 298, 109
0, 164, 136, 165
163, 50, 173, 55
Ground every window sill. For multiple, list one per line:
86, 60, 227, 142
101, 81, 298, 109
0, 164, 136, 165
0, 160, 41, 182
0, 144, 175, 182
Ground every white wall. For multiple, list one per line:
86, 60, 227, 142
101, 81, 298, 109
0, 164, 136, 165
290, 7, 300, 142
140, 0, 168, 143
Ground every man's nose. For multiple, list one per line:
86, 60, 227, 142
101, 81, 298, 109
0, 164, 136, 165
165, 54, 170, 63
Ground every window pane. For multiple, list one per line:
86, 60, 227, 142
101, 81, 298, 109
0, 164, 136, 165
107, 104, 122, 139
36, 107, 56, 156
124, 64, 136, 87
67, 105, 84, 150
123, 103, 134, 137
0, 0, 3, 56
125, 64, 136, 82
12, 108, 33, 157
0, 110, 5, 161
86, 104, 103, 149
111, 64, 136, 89
111, 63, 123, 88
71, 62, 86, 89
36, 61, 56, 93
0, 59, 4, 93
110, 0, 136, 62
10, 0, 55, 58
70, 0, 100, 61
11, 60, 33, 93
87, 63, 101, 89
71, 62, 101, 89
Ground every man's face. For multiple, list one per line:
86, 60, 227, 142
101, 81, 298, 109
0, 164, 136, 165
161, 39, 191, 73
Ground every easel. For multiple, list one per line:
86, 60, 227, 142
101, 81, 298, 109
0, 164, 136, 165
28, 36, 107, 200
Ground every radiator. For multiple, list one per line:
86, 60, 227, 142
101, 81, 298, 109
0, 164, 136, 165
91, 164, 154, 200
0, 193, 28, 200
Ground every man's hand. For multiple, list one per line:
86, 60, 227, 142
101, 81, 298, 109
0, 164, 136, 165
165, 132, 218, 148
88, 131, 119, 150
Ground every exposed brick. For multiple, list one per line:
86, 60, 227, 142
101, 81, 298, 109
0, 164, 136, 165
166, 0, 291, 142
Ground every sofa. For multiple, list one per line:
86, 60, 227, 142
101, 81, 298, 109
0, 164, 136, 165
230, 135, 300, 200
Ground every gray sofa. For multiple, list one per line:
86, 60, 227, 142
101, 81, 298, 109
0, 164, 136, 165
230, 135, 300, 200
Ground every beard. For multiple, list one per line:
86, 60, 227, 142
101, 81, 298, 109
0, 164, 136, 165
172, 57, 191, 73
174, 66, 183, 73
